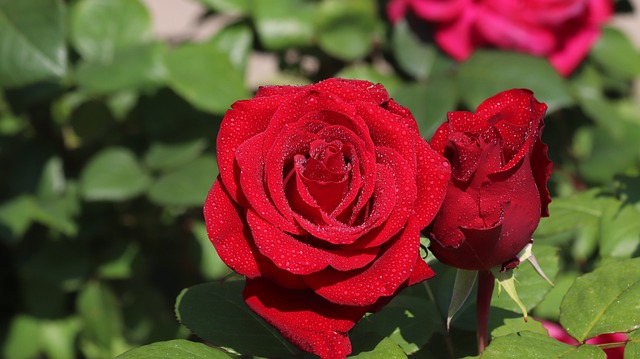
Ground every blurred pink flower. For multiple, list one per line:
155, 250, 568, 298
387, 0, 613, 76
541, 320, 628, 358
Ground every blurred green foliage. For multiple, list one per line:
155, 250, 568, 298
1, 0, 639, 358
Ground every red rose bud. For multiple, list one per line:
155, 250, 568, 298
426, 89, 552, 271
204, 78, 451, 358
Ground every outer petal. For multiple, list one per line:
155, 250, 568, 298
243, 278, 369, 359
303, 219, 423, 306
217, 96, 286, 203
204, 179, 260, 277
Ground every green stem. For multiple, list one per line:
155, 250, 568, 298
477, 270, 495, 354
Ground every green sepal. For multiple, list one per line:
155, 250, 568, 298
447, 269, 477, 329
490, 268, 529, 321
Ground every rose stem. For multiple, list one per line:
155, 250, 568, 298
476, 270, 495, 354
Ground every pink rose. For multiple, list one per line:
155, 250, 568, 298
387, 0, 613, 76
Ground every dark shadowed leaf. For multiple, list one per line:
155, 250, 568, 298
175, 280, 299, 357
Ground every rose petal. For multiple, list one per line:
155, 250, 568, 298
434, 7, 477, 60
217, 96, 287, 203
303, 219, 422, 306
204, 179, 307, 289
243, 278, 368, 359
343, 146, 416, 250
414, 135, 451, 228
204, 179, 261, 277
293, 163, 397, 246
410, 0, 468, 22
236, 133, 303, 235
248, 210, 379, 275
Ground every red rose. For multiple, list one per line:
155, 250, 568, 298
204, 78, 450, 358
426, 89, 552, 271
387, 0, 612, 76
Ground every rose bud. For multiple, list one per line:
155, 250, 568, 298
204, 78, 450, 358
426, 89, 552, 271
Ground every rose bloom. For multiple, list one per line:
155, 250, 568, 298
204, 78, 450, 358
426, 89, 552, 271
387, 0, 613, 76
542, 320, 628, 358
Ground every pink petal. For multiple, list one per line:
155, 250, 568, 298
434, 7, 477, 60
410, 0, 468, 22
549, 27, 600, 76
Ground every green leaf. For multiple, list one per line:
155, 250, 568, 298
625, 330, 640, 358
97, 242, 140, 280
559, 258, 640, 342
80, 147, 151, 201
76, 42, 166, 94
391, 20, 437, 80
359, 295, 441, 354
533, 272, 580, 320
144, 138, 208, 171
490, 317, 547, 338
252, 0, 315, 50
0, 0, 66, 88
147, 155, 218, 207
191, 221, 232, 280
316, 0, 379, 61
2, 315, 41, 359
116, 339, 233, 359
175, 280, 299, 357
456, 51, 573, 113
197, 0, 249, 14
535, 190, 640, 259
165, 43, 249, 115
491, 245, 559, 313
348, 337, 408, 359
208, 22, 253, 72
0, 195, 36, 243
391, 76, 457, 139
481, 332, 605, 358
337, 65, 401, 95
69, 0, 152, 63
77, 281, 128, 358
40, 318, 82, 359
590, 27, 640, 77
